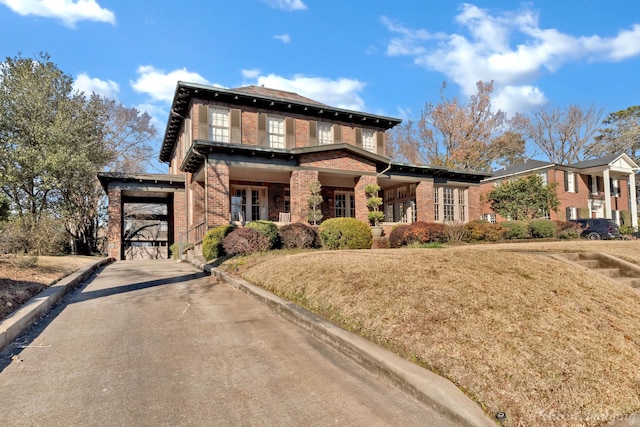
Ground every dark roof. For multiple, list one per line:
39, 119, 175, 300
159, 81, 402, 163
488, 159, 555, 179
97, 172, 184, 192
568, 154, 623, 169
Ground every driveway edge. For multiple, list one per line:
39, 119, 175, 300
0, 257, 114, 352
210, 267, 496, 427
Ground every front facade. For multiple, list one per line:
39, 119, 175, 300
101, 82, 490, 260
480, 154, 639, 227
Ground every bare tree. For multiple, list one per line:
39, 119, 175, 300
387, 81, 524, 171
521, 104, 603, 164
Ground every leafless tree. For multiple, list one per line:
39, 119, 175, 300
387, 81, 524, 171
521, 104, 603, 164
588, 105, 640, 163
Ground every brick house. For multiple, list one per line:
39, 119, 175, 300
480, 153, 639, 227
100, 82, 489, 260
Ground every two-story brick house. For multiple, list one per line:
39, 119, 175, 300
480, 153, 639, 227
100, 82, 490, 260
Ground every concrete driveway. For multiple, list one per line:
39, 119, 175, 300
0, 260, 462, 426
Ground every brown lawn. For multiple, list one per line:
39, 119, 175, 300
221, 240, 640, 427
0, 255, 100, 320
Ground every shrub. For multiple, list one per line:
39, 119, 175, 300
501, 221, 530, 239
202, 224, 235, 261
556, 221, 582, 239
463, 220, 506, 242
278, 222, 319, 249
389, 222, 447, 248
318, 218, 372, 250
223, 228, 271, 256
444, 221, 467, 242
619, 224, 636, 236
528, 219, 557, 238
245, 220, 279, 249
169, 242, 179, 260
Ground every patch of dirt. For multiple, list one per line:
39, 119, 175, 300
0, 255, 100, 320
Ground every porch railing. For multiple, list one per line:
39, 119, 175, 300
177, 222, 206, 258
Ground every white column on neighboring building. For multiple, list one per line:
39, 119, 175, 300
630, 172, 638, 228
603, 169, 612, 219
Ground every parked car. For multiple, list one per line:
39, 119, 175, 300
570, 218, 621, 240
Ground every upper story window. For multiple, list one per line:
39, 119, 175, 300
318, 122, 333, 145
565, 171, 577, 193
268, 116, 285, 148
537, 172, 548, 185
362, 130, 376, 152
209, 108, 230, 143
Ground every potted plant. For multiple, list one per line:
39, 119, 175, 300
365, 183, 384, 237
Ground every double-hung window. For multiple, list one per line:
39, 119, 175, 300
565, 171, 577, 193
318, 122, 332, 145
210, 108, 230, 143
362, 130, 376, 153
434, 186, 468, 223
268, 116, 285, 148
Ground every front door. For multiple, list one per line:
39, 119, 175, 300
231, 186, 268, 221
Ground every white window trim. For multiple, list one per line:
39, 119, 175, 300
318, 122, 333, 145
267, 116, 285, 149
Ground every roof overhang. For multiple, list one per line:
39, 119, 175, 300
159, 81, 403, 163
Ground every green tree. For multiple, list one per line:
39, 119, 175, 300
486, 175, 559, 220
306, 181, 323, 225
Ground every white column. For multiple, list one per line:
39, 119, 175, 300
603, 169, 612, 219
630, 172, 638, 228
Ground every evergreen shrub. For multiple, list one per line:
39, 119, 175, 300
318, 218, 372, 250
463, 220, 506, 242
202, 224, 235, 261
389, 221, 446, 248
501, 221, 530, 239
528, 219, 557, 238
245, 220, 279, 249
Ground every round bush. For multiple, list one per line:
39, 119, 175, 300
245, 220, 279, 249
463, 220, 506, 242
222, 228, 271, 256
501, 221, 530, 239
318, 218, 372, 250
202, 224, 235, 261
528, 219, 557, 238
278, 222, 319, 249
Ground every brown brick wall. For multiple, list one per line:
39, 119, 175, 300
206, 161, 230, 227
467, 185, 481, 222
299, 150, 376, 172
173, 188, 187, 244
415, 181, 434, 222
106, 187, 122, 260
290, 169, 319, 223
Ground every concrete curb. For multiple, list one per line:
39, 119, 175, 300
209, 267, 496, 427
0, 257, 113, 352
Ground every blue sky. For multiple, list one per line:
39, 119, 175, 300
1, 0, 640, 169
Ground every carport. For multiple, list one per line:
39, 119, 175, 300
98, 173, 185, 260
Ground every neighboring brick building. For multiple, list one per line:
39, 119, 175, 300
479, 154, 639, 227
100, 82, 490, 260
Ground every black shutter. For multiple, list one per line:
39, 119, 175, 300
198, 104, 208, 140
308, 121, 317, 146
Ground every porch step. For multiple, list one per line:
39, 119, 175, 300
617, 277, 640, 288
591, 267, 621, 278
575, 259, 600, 268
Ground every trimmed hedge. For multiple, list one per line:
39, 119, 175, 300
223, 228, 271, 256
278, 222, 319, 249
389, 221, 446, 248
528, 219, 556, 238
245, 220, 279, 249
463, 220, 506, 242
202, 224, 235, 261
318, 218, 372, 250
501, 221, 530, 239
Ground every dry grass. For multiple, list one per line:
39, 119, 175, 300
223, 241, 640, 427
0, 255, 100, 320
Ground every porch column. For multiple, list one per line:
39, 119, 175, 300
630, 172, 638, 228
106, 186, 123, 260
415, 180, 434, 222
206, 161, 230, 228
603, 169, 612, 219
354, 175, 377, 224
290, 170, 319, 224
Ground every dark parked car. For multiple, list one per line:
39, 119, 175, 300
570, 218, 621, 240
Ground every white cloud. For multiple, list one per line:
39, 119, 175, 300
249, 73, 366, 111
241, 68, 261, 79
273, 33, 291, 44
383, 3, 640, 114
263, 0, 306, 11
74, 72, 119, 99
130, 65, 212, 103
0, 0, 115, 27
